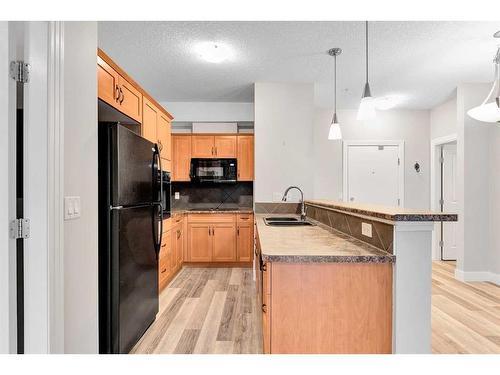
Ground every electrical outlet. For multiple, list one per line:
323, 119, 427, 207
361, 222, 372, 238
174, 192, 180, 200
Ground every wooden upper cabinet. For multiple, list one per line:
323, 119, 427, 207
142, 98, 158, 143
158, 113, 172, 161
212, 223, 237, 262
214, 136, 237, 158
172, 135, 191, 181
118, 76, 142, 123
191, 135, 215, 158
97, 56, 119, 106
237, 135, 254, 181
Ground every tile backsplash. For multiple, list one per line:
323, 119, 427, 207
171, 182, 253, 210
306, 203, 394, 254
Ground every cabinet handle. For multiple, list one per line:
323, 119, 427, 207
177, 230, 181, 239
262, 304, 267, 313
119, 88, 124, 104
237, 226, 240, 235
208, 227, 211, 236
115, 85, 120, 101
161, 268, 167, 274
158, 140, 163, 151
212, 227, 215, 236
161, 243, 166, 248
211, 147, 214, 156
215, 147, 217, 155
261, 263, 267, 272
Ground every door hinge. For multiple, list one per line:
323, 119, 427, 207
397, 157, 400, 166
439, 156, 444, 164
397, 198, 401, 206
439, 198, 444, 206
10, 61, 30, 83
439, 240, 444, 247
10, 219, 30, 239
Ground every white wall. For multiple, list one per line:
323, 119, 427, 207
430, 97, 457, 140
63, 21, 98, 353
313, 108, 431, 210
454, 83, 500, 281
0, 21, 11, 354
254, 82, 314, 202
161, 101, 254, 122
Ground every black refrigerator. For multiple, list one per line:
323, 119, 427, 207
98, 123, 163, 354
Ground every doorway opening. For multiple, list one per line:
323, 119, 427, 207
430, 134, 458, 263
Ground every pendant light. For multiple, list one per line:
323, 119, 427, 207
328, 48, 342, 140
357, 21, 376, 121
467, 31, 500, 123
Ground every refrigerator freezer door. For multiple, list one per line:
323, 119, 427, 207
113, 205, 159, 353
111, 125, 159, 206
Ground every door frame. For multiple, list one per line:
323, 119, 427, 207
430, 133, 458, 260
342, 140, 405, 207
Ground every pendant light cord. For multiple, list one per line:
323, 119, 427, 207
365, 20, 369, 84
334, 53, 337, 113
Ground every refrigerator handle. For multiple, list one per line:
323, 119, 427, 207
153, 144, 163, 256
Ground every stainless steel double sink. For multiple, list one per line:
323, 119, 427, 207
263, 216, 313, 226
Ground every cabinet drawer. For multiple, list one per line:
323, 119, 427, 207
237, 213, 254, 222
172, 213, 184, 224
187, 213, 236, 223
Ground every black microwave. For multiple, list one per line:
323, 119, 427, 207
190, 158, 237, 183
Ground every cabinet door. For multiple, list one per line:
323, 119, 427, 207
214, 135, 237, 158
192, 135, 214, 158
159, 230, 172, 291
212, 223, 237, 262
237, 135, 254, 181
97, 56, 119, 107
187, 223, 212, 262
237, 223, 253, 262
118, 76, 142, 123
172, 135, 192, 181
175, 223, 183, 270
158, 113, 172, 161
142, 98, 158, 143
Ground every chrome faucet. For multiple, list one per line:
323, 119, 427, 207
282, 186, 306, 221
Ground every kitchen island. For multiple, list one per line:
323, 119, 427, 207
255, 200, 457, 354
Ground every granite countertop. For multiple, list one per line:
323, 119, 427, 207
256, 214, 395, 264
172, 208, 254, 214
305, 199, 458, 222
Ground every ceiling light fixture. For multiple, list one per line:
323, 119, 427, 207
357, 21, 376, 121
328, 47, 342, 140
194, 42, 232, 63
467, 31, 500, 123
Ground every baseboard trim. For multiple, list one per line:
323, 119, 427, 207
455, 268, 500, 286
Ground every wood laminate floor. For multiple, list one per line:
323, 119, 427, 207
131, 267, 263, 354
132, 262, 500, 354
432, 261, 500, 354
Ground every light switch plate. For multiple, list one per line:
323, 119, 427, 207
65, 196, 81, 220
174, 192, 180, 200
361, 222, 372, 238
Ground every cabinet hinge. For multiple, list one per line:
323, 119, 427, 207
10, 61, 30, 83
10, 219, 30, 239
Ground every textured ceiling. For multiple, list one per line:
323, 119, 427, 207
98, 21, 500, 109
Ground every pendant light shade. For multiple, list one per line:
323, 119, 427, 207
467, 45, 500, 123
357, 21, 376, 121
328, 48, 342, 140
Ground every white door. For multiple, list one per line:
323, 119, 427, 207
441, 143, 458, 260
346, 144, 401, 207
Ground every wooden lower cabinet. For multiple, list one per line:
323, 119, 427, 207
187, 223, 212, 262
158, 229, 172, 292
261, 261, 393, 354
172, 221, 183, 272
186, 213, 253, 263
212, 223, 237, 262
